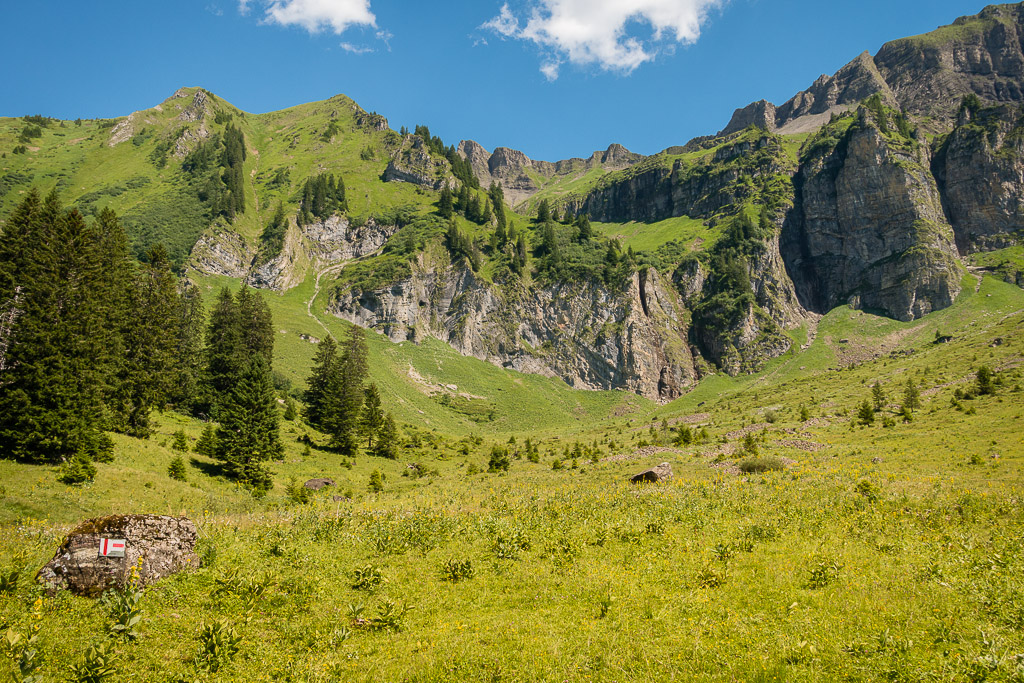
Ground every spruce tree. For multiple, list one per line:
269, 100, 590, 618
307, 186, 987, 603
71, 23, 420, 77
537, 199, 551, 223
330, 326, 369, 454
360, 383, 384, 449
0, 191, 111, 463
438, 186, 454, 219
174, 281, 206, 409
214, 357, 282, 494
303, 336, 339, 431
373, 413, 398, 459
112, 246, 180, 437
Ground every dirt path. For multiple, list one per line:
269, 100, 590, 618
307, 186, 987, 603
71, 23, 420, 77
306, 261, 350, 342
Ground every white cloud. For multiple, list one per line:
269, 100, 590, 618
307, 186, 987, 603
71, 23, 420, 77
340, 42, 373, 54
482, 0, 723, 78
240, 0, 376, 34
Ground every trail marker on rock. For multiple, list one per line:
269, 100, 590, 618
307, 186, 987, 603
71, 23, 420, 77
99, 538, 126, 558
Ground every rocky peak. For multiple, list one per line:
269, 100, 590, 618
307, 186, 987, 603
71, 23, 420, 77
178, 89, 208, 123
489, 147, 533, 176
720, 100, 778, 135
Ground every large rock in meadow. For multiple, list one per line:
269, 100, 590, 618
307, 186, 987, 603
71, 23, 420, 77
37, 514, 199, 597
631, 463, 673, 484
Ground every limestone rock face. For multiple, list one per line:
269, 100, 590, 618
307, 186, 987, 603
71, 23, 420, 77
631, 463, 673, 484
784, 109, 962, 321
37, 515, 199, 597
455, 140, 644, 206
188, 227, 250, 279
933, 104, 1024, 253
723, 5, 1024, 137
330, 259, 698, 401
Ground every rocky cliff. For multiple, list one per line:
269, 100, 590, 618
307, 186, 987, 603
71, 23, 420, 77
723, 4, 1024, 136
455, 140, 644, 206
782, 107, 963, 321
329, 255, 698, 401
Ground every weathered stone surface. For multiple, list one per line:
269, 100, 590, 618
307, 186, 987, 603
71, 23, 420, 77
933, 104, 1024, 253
783, 108, 963, 321
37, 515, 199, 597
330, 258, 698, 401
304, 478, 336, 490
177, 89, 208, 123
631, 462, 673, 484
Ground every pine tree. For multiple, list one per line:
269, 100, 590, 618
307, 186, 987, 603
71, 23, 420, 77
214, 357, 282, 494
360, 383, 384, 449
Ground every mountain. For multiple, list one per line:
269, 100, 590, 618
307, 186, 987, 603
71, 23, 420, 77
2, 3, 1024, 402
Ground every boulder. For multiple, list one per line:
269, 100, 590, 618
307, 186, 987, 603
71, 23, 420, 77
304, 478, 336, 491
37, 515, 199, 597
631, 462, 673, 484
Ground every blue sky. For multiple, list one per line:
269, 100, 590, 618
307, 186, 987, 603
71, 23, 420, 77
2, 0, 989, 160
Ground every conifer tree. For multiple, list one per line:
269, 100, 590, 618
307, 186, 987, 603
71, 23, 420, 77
303, 337, 338, 431
331, 326, 369, 454
174, 281, 206, 409
438, 186, 454, 219
0, 191, 111, 463
112, 246, 181, 436
373, 413, 398, 459
214, 357, 282, 494
576, 214, 593, 242
537, 199, 551, 223
360, 383, 384, 449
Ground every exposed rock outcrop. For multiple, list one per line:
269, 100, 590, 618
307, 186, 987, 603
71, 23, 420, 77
783, 107, 963, 321
247, 215, 399, 291
330, 258, 698, 401
384, 138, 452, 190
37, 515, 199, 597
455, 140, 644, 206
932, 103, 1024, 252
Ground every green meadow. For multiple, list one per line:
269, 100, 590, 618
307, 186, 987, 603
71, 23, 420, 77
1, 270, 1023, 682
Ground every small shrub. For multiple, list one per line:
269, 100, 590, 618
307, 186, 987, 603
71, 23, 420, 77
0, 567, 19, 595
286, 477, 311, 504
696, 564, 727, 588
69, 641, 117, 683
487, 445, 509, 473
466, 463, 480, 475
59, 455, 97, 485
806, 558, 842, 589
492, 526, 531, 560
855, 479, 880, 502
551, 459, 564, 470
368, 470, 384, 493
196, 620, 241, 672
351, 564, 386, 592
439, 558, 475, 583
742, 432, 758, 456
969, 453, 985, 466
764, 409, 778, 424
738, 456, 785, 474
168, 456, 187, 482
597, 593, 614, 619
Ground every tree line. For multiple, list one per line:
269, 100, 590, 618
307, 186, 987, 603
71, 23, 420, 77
0, 190, 397, 494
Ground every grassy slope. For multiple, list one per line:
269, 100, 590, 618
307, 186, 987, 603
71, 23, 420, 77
0, 275, 1021, 681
